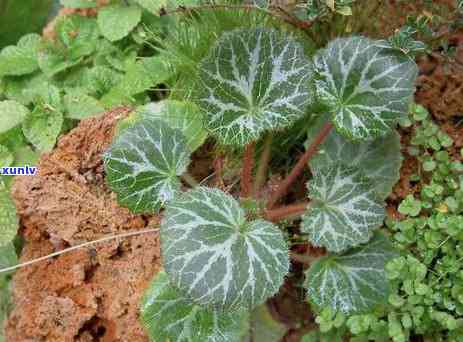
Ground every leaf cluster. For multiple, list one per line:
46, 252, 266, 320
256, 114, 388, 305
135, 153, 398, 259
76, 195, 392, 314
309, 104, 463, 341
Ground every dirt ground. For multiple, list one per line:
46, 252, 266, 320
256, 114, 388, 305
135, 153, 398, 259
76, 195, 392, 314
5, 108, 162, 342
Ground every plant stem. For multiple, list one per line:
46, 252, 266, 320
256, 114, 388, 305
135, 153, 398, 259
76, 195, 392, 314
0, 228, 160, 274
264, 201, 310, 222
240, 142, 255, 198
253, 135, 273, 197
289, 252, 320, 264
182, 172, 199, 188
266, 122, 333, 209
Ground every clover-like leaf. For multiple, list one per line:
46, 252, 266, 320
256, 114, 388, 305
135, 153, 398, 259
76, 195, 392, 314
98, 4, 142, 42
0, 100, 30, 134
305, 233, 398, 314
307, 115, 402, 199
0, 33, 41, 76
141, 271, 249, 342
196, 27, 312, 146
161, 187, 289, 309
0, 182, 18, 246
138, 100, 208, 151
301, 163, 385, 253
313, 36, 418, 140
104, 119, 191, 214
133, 0, 167, 13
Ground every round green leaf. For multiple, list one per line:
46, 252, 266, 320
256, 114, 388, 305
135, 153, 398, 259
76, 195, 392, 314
98, 4, 142, 42
301, 163, 386, 253
196, 27, 312, 147
64, 88, 104, 119
104, 119, 191, 214
22, 108, 64, 152
0, 100, 30, 134
307, 115, 402, 199
137, 100, 208, 151
0, 182, 18, 247
161, 187, 289, 309
305, 233, 398, 314
141, 271, 249, 342
0, 33, 41, 76
313, 36, 418, 141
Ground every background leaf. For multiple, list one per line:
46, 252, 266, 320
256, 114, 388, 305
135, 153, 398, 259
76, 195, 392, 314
0, 100, 29, 134
305, 233, 398, 314
0, 33, 41, 76
196, 27, 312, 146
313, 36, 418, 140
301, 163, 386, 252
22, 107, 63, 152
64, 88, 104, 119
0, 182, 18, 246
307, 115, 403, 199
161, 187, 289, 309
0, 145, 13, 167
104, 119, 191, 214
137, 100, 208, 151
141, 271, 249, 342
97, 4, 142, 42
60, 0, 97, 8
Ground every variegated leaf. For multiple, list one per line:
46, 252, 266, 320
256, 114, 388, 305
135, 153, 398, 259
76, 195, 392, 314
305, 233, 398, 314
141, 271, 249, 342
104, 119, 191, 214
137, 100, 208, 152
196, 27, 312, 147
313, 36, 418, 140
161, 187, 289, 309
301, 163, 385, 253
307, 115, 402, 199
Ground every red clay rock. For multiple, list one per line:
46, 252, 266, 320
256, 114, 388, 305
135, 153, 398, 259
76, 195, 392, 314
6, 108, 162, 342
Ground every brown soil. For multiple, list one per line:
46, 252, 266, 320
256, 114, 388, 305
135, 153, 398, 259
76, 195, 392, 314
5, 108, 162, 342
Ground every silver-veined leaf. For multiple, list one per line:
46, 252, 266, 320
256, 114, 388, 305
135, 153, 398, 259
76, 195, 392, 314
307, 115, 402, 199
161, 187, 289, 309
104, 119, 191, 214
0, 181, 18, 246
137, 100, 208, 151
141, 271, 249, 342
196, 27, 312, 147
301, 163, 385, 253
313, 36, 418, 140
305, 233, 398, 314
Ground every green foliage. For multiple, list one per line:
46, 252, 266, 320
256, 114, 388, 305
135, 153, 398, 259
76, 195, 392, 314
195, 27, 312, 147
0, 100, 29, 133
316, 104, 463, 340
305, 233, 398, 314
161, 187, 289, 309
104, 119, 191, 214
0, 0, 54, 49
141, 271, 249, 341
302, 163, 385, 252
312, 36, 418, 141
0, 180, 18, 246
307, 115, 403, 199
98, 4, 142, 42
0, 34, 41, 76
